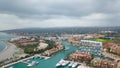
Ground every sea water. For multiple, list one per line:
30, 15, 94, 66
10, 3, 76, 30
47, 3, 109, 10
0, 32, 15, 52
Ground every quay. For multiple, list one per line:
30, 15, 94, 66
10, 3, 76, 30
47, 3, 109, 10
1, 54, 50, 68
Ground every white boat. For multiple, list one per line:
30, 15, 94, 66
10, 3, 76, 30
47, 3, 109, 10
59, 59, 64, 63
72, 62, 78, 68
36, 61, 39, 64
56, 63, 61, 67
9, 67, 13, 68
77, 65, 89, 68
68, 62, 74, 67
27, 64, 32, 67
77, 65, 83, 68
61, 61, 69, 66
23, 60, 30, 63
27, 61, 39, 67
56, 59, 65, 67
27, 60, 30, 62
65, 47, 69, 50
44, 57, 50, 60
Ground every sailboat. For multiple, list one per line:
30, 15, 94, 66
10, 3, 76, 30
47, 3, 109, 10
65, 47, 69, 50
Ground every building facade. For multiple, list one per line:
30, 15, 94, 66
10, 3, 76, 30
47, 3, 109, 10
81, 40, 102, 47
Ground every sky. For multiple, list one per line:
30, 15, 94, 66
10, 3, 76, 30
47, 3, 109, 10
0, 0, 120, 30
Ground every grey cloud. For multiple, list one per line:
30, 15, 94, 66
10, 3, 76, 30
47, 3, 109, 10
0, 0, 120, 30
0, 0, 120, 18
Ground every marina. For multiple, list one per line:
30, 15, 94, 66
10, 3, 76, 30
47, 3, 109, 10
2, 40, 114, 68
6, 41, 78, 68
4, 39, 113, 68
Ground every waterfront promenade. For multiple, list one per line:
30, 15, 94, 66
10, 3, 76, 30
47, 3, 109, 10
0, 42, 17, 62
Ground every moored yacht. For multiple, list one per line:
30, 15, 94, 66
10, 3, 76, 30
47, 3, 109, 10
56, 59, 65, 67
72, 62, 78, 68
77, 65, 83, 68
56, 63, 61, 67
27, 61, 39, 67
68, 61, 74, 67
61, 61, 69, 66
65, 47, 69, 50
77, 65, 89, 68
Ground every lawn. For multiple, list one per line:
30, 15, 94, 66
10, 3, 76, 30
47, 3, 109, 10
91, 39, 114, 43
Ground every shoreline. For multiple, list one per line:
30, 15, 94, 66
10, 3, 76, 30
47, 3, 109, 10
0, 41, 8, 54
0, 41, 17, 63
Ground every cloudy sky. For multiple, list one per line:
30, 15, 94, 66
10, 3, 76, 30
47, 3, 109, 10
0, 0, 120, 30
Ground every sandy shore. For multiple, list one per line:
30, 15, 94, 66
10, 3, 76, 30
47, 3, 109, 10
0, 42, 17, 62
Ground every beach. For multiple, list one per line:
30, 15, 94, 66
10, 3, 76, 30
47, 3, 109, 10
0, 41, 17, 62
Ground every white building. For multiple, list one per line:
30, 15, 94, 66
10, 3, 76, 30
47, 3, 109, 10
80, 40, 102, 47
37, 43, 48, 50
10, 36, 29, 41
